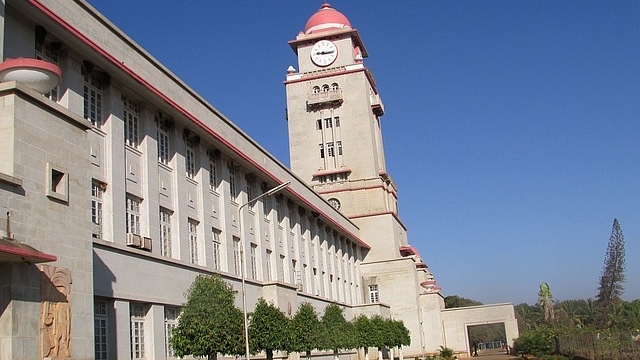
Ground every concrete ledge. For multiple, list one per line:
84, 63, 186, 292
0, 172, 22, 186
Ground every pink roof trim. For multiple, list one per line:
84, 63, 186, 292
399, 245, 419, 256
0, 58, 62, 79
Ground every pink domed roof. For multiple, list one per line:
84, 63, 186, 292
304, 3, 352, 35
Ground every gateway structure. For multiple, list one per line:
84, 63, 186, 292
0, 1, 516, 360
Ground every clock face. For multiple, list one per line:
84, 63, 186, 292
328, 198, 341, 210
310, 40, 338, 67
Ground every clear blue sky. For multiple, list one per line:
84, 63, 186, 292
86, 0, 640, 305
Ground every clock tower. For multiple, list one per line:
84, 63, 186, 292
284, 4, 445, 356
285, 3, 407, 261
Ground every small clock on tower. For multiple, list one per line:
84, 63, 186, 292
310, 40, 338, 67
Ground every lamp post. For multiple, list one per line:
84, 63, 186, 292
238, 181, 290, 360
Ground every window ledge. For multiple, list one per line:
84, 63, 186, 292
312, 167, 352, 178
0, 172, 22, 187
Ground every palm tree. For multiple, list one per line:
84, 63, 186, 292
607, 303, 626, 329
515, 303, 543, 331
538, 283, 555, 323
556, 300, 585, 328
579, 298, 598, 326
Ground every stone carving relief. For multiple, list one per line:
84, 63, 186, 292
39, 264, 72, 359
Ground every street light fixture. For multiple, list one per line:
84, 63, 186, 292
238, 181, 290, 360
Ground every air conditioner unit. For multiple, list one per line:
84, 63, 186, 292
141, 237, 152, 251
126, 233, 142, 247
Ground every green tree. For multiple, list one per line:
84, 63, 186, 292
555, 299, 587, 328
319, 304, 352, 359
444, 295, 482, 308
248, 298, 290, 360
622, 300, 640, 330
353, 315, 373, 359
515, 303, 543, 332
170, 274, 244, 360
289, 302, 320, 359
468, 323, 506, 345
384, 318, 411, 359
538, 282, 555, 323
370, 316, 388, 359
596, 218, 626, 306
386, 319, 411, 349
579, 298, 598, 327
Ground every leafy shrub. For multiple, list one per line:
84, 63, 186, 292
513, 327, 555, 356
438, 346, 454, 360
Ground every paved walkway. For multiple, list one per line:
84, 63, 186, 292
469, 348, 520, 360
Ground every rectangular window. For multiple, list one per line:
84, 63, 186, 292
84, 73, 103, 128
324, 118, 332, 128
94, 300, 108, 360
46, 162, 68, 202
279, 255, 286, 282
233, 237, 241, 276
186, 141, 196, 179
335, 116, 340, 127
165, 307, 179, 358
246, 183, 253, 203
126, 195, 141, 235
368, 284, 380, 303
91, 181, 104, 238
123, 96, 139, 148
313, 268, 320, 295
130, 303, 146, 359
160, 208, 172, 258
250, 244, 257, 280
319, 144, 324, 159
212, 228, 221, 271
276, 203, 283, 224
228, 163, 237, 200
35, 41, 60, 101
188, 219, 198, 265
209, 158, 218, 191
303, 264, 308, 293
262, 196, 270, 220
266, 250, 273, 281
337, 141, 343, 156
316, 119, 322, 130
327, 142, 335, 157
157, 123, 170, 165
328, 274, 333, 299
292, 259, 298, 285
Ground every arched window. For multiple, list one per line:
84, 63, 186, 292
331, 83, 339, 91
322, 84, 330, 92
312, 86, 320, 94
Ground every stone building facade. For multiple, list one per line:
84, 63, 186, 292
0, 1, 516, 360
